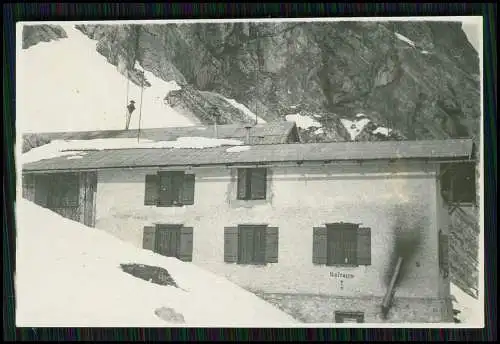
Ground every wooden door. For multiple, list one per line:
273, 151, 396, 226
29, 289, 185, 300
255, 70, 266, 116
155, 225, 182, 258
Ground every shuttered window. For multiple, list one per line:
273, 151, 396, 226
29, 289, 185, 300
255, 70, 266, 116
144, 171, 196, 207
237, 168, 267, 200
143, 224, 194, 262
335, 311, 365, 323
224, 225, 279, 265
439, 230, 449, 278
313, 224, 371, 266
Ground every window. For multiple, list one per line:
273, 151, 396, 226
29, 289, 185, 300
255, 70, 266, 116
440, 162, 476, 204
335, 311, 364, 323
224, 225, 279, 265
438, 230, 449, 278
237, 168, 267, 200
144, 171, 196, 207
313, 223, 371, 266
142, 224, 194, 262
47, 173, 80, 208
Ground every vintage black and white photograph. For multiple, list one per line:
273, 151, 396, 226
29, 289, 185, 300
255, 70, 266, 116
15, 17, 483, 327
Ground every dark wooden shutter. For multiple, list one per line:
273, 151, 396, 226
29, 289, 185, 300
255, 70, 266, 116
439, 230, 449, 276
171, 172, 185, 205
179, 227, 194, 262
144, 174, 159, 206
313, 227, 328, 265
182, 174, 196, 205
250, 168, 267, 200
22, 174, 36, 201
34, 174, 50, 206
143, 226, 156, 251
224, 227, 239, 263
357, 227, 371, 266
265, 227, 279, 263
158, 172, 174, 206
237, 169, 247, 200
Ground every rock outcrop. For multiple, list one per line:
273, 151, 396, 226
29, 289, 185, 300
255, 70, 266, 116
22, 21, 480, 144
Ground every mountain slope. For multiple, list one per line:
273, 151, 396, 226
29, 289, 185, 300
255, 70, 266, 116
18, 25, 197, 133
60, 21, 481, 143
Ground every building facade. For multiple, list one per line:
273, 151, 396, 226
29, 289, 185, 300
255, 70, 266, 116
21, 136, 476, 323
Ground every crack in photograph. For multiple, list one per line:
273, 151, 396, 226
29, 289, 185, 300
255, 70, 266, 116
15, 16, 483, 328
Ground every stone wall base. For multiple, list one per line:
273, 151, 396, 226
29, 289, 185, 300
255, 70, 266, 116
254, 292, 454, 323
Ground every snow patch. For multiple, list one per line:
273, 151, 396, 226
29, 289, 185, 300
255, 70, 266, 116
395, 32, 416, 47
340, 118, 371, 141
450, 283, 482, 326
22, 137, 243, 164
421, 50, 431, 55
15, 199, 298, 327
66, 155, 84, 160
219, 96, 266, 124
372, 127, 392, 136
18, 24, 196, 134
226, 146, 251, 153
314, 128, 324, 135
285, 114, 321, 129
355, 113, 367, 118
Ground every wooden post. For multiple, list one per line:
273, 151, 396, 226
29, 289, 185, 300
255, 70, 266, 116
137, 70, 145, 143
381, 257, 404, 318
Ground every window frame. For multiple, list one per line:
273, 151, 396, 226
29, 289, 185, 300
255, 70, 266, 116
237, 224, 268, 265
237, 168, 267, 201
326, 223, 359, 267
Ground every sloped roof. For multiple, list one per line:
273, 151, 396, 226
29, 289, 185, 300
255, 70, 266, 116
22, 139, 474, 172
22, 122, 299, 145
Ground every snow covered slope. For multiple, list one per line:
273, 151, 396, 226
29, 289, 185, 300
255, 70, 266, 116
450, 283, 483, 326
15, 199, 298, 327
17, 24, 198, 134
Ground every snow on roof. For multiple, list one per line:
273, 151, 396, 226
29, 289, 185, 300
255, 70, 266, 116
22, 137, 243, 164
15, 199, 298, 327
285, 114, 321, 129
226, 145, 251, 153
22, 139, 475, 172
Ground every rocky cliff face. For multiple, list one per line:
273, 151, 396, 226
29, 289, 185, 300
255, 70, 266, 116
22, 21, 480, 144
22, 24, 68, 49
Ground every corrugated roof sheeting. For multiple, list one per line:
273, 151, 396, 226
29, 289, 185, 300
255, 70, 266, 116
23, 139, 474, 172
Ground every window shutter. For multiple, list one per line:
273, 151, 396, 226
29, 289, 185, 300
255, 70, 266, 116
357, 227, 371, 266
265, 227, 279, 263
143, 226, 156, 251
182, 174, 196, 205
313, 227, 328, 265
250, 168, 267, 200
179, 227, 194, 262
158, 172, 174, 206
144, 174, 159, 206
171, 172, 185, 205
439, 230, 449, 277
22, 174, 36, 201
237, 169, 247, 200
224, 227, 239, 263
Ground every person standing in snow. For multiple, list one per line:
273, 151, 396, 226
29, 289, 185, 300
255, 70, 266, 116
125, 100, 136, 130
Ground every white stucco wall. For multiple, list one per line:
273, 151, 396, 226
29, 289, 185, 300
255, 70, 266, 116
94, 161, 447, 300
